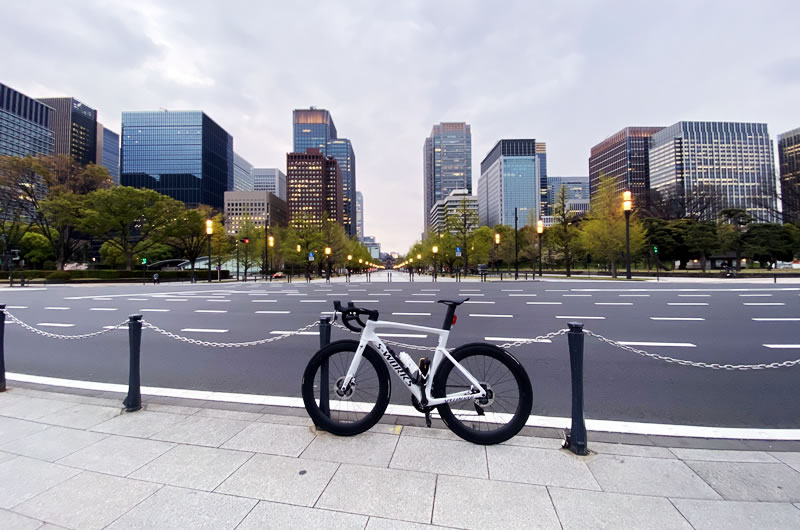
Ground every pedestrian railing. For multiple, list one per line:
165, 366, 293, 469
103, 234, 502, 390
1, 303, 799, 456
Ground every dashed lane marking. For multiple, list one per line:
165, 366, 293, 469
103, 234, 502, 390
392, 312, 432, 316
739, 294, 773, 297
763, 344, 800, 349
165, 299, 188, 302
194, 310, 228, 313
464, 301, 495, 304
668, 303, 709, 306
619, 294, 649, 297
207, 300, 231, 303
127, 299, 147, 301
45, 307, 70, 310
485, 337, 552, 343
469, 314, 513, 318
743, 303, 785, 306
412, 293, 436, 296
376, 333, 428, 338
546, 289, 569, 292
753, 318, 800, 321
6, 305, 28, 309
618, 341, 696, 348
650, 317, 705, 321
251, 300, 277, 303
405, 300, 435, 304
286, 294, 307, 296
139, 309, 170, 312
459, 289, 482, 292
352, 300, 379, 303
509, 294, 537, 297
89, 308, 118, 311
180, 328, 228, 333
270, 331, 318, 335
367, 293, 392, 296
502, 289, 524, 292
527, 302, 562, 305
459, 293, 484, 296
594, 302, 632, 306
255, 310, 291, 314
299, 300, 327, 303
679, 294, 711, 297
555, 315, 606, 319
563, 294, 591, 297
93, 298, 113, 301
37, 323, 75, 327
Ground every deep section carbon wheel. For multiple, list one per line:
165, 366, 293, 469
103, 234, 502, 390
301, 340, 391, 436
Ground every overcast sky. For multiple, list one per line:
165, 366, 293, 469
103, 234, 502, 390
2, 1, 798, 251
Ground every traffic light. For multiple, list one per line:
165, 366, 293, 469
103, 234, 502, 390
653, 246, 658, 254
240, 238, 249, 244
142, 258, 147, 264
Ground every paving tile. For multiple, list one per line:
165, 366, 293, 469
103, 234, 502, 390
57, 435, 175, 476
0, 456, 80, 509
14, 471, 160, 530
770, 452, 800, 473
130, 444, 252, 491
367, 518, 452, 529
503, 436, 564, 450
0, 396, 74, 421
390, 435, 487, 478
316, 463, 435, 523
549, 487, 691, 529
588, 454, 721, 499
0, 417, 49, 445
671, 448, 780, 463
195, 407, 264, 422
107, 485, 255, 530
216, 453, 338, 506
433, 474, 560, 529
367, 423, 404, 435
37, 403, 121, 429
258, 413, 314, 427
0, 508, 43, 530
91, 410, 185, 438
302, 431, 398, 467
203, 401, 265, 413
150, 415, 248, 447
0, 451, 15, 465
487, 444, 600, 490
1, 426, 107, 461
221, 422, 315, 456
237, 500, 367, 529
142, 403, 201, 415
686, 461, 800, 502
672, 498, 800, 529
400, 425, 461, 441
590, 441, 676, 459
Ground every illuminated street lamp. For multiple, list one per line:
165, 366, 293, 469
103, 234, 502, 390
494, 233, 501, 274
324, 246, 332, 281
537, 219, 544, 277
206, 219, 213, 282
432, 245, 439, 281
623, 190, 632, 280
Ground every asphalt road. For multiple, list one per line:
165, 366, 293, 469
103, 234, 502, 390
2, 273, 799, 429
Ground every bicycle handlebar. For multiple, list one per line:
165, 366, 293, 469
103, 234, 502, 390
333, 301, 380, 333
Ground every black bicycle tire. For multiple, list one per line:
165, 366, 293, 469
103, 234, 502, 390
301, 339, 391, 436
433, 343, 533, 445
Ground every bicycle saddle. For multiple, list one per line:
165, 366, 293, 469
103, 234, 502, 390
436, 298, 470, 306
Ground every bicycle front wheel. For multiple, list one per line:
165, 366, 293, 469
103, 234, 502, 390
433, 343, 533, 445
301, 339, 391, 436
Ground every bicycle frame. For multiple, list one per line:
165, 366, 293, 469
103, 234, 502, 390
340, 319, 488, 407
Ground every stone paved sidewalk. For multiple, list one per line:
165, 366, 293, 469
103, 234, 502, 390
0, 386, 799, 529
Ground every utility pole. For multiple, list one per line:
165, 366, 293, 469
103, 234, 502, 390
514, 207, 519, 280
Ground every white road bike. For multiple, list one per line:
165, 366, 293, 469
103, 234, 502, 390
301, 299, 533, 445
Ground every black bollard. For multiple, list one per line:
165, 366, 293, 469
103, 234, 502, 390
563, 322, 588, 455
318, 317, 332, 421
122, 315, 143, 412
0, 304, 5, 392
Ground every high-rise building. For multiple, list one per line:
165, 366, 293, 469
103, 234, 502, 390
589, 126, 664, 206
430, 189, 480, 235
120, 110, 233, 209
286, 149, 343, 227
36, 97, 98, 165
233, 153, 254, 191
253, 168, 287, 200
0, 82, 54, 157
223, 191, 288, 235
778, 127, 800, 224
95, 123, 120, 185
361, 235, 381, 259
547, 176, 590, 216
649, 121, 779, 223
327, 138, 356, 236
355, 191, 364, 239
536, 142, 549, 216
293, 107, 337, 155
423, 122, 472, 237
477, 139, 540, 228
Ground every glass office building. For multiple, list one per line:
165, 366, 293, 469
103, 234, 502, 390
293, 107, 337, 155
778, 127, 800, 224
649, 121, 779, 223
477, 139, 540, 228
253, 168, 287, 200
356, 191, 364, 239
547, 176, 590, 216
286, 149, 343, 228
37, 97, 98, 165
0, 82, 54, 157
327, 138, 356, 236
121, 110, 233, 209
233, 152, 254, 191
96, 123, 120, 185
589, 126, 664, 207
423, 122, 472, 236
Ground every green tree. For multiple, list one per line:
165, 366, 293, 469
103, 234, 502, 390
685, 221, 720, 271
81, 187, 184, 270
743, 224, 796, 267
718, 208, 753, 271
166, 206, 214, 279
549, 184, 581, 276
19, 231, 54, 269
445, 198, 479, 273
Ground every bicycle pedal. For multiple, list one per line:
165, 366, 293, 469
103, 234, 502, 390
425, 410, 432, 428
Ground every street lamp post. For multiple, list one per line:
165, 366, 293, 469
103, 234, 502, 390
432, 245, 438, 282
324, 246, 331, 282
205, 220, 213, 283
267, 235, 274, 280
514, 208, 519, 280
494, 233, 500, 274
537, 219, 544, 278
623, 190, 632, 280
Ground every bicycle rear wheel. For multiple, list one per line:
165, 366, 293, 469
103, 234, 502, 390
433, 343, 532, 445
301, 339, 391, 436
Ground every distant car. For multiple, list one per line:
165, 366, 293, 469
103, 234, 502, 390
272, 271, 285, 279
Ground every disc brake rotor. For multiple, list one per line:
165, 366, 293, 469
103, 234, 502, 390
474, 382, 494, 408
334, 376, 355, 400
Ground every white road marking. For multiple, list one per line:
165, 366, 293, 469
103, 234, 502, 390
180, 328, 228, 333
546, 289, 569, 292
368, 293, 392, 296
509, 294, 537, 297
89, 308, 118, 311
464, 301, 495, 304
300, 300, 327, 303
668, 303, 709, 306
392, 312, 432, 316
744, 303, 785, 306
207, 300, 231, 303
739, 294, 773, 297
420, 289, 439, 292
6, 305, 28, 309
679, 294, 711, 297
251, 300, 277, 303
405, 300, 434, 304
194, 310, 228, 313
287, 293, 307, 296
352, 300, 379, 303
45, 307, 70, 310
594, 302, 633, 306
618, 341, 696, 348
469, 313, 513, 318
93, 298, 113, 301
563, 294, 591, 297
314, 289, 332, 292
255, 310, 292, 314
527, 302, 562, 305
376, 333, 428, 338
412, 293, 436, 296
459, 293, 484, 296
485, 337, 552, 343
270, 331, 318, 335
37, 323, 75, 327
384, 289, 403, 292
325, 293, 349, 296
459, 289, 482, 292
127, 298, 148, 301
502, 289, 524, 292
10, 372, 800, 440
555, 316, 606, 319
165, 298, 188, 302
763, 344, 800, 349
348, 289, 366, 292
752, 318, 800, 322
650, 317, 705, 321
139, 309, 170, 312
620, 294, 649, 297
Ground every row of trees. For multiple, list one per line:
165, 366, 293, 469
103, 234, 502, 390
0, 154, 376, 276
406, 177, 800, 277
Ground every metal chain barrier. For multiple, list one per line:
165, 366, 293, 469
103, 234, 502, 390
3, 310, 128, 340
142, 320, 320, 348
584, 329, 800, 370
